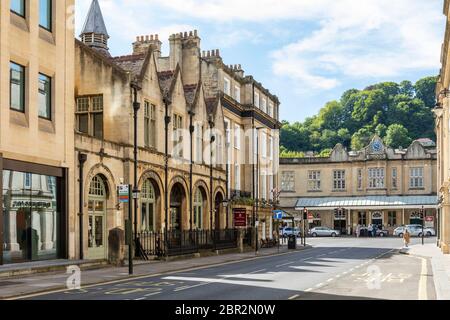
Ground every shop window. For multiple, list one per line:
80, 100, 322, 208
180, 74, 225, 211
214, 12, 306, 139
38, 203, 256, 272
388, 211, 397, 227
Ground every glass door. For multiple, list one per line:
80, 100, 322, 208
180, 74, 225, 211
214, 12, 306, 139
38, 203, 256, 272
87, 199, 106, 259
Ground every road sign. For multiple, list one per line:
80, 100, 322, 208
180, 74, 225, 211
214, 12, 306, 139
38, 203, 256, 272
273, 210, 283, 220
234, 208, 247, 227
118, 185, 130, 203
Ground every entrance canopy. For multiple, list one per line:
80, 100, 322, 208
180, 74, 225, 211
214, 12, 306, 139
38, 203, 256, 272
295, 195, 437, 211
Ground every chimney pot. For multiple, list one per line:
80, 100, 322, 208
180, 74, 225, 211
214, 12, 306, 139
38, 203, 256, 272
136, 36, 140, 41
194, 30, 198, 37
141, 36, 145, 41
155, 34, 159, 40
216, 49, 220, 56
207, 51, 211, 57
184, 32, 188, 38
145, 35, 149, 41
189, 31, 193, 37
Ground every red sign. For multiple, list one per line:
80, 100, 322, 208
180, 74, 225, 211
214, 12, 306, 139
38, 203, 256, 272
425, 216, 434, 222
234, 208, 247, 227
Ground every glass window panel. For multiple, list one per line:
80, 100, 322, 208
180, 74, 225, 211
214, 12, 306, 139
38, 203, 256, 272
93, 113, 103, 139
11, 0, 25, 16
39, 0, 52, 31
38, 73, 51, 119
10, 62, 25, 112
78, 114, 89, 134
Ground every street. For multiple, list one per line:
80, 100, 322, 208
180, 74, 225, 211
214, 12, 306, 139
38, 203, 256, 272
16, 237, 436, 301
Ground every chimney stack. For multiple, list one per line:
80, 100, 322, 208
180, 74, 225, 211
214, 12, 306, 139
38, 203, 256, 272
132, 34, 162, 57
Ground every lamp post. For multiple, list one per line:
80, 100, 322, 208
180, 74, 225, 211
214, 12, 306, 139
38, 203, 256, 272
421, 206, 425, 246
209, 118, 215, 232
131, 83, 141, 255
254, 127, 264, 255
163, 96, 171, 258
303, 207, 308, 247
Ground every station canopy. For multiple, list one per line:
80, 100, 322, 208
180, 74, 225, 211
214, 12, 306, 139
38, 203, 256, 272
295, 195, 438, 211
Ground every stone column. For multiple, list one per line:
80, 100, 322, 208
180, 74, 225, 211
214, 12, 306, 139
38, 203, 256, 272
5, 210, 20, 251
40, 210, 55, 250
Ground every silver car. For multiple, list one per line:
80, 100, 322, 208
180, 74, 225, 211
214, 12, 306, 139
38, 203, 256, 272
309, 227, 340, 237
394, 225, 436, 237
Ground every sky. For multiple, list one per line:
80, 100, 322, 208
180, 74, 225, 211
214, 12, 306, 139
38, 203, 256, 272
75, 0, 446, 123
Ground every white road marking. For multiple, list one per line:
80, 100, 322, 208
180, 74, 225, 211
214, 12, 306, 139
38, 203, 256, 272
276, 262, 295, 268
135, 297, 146, 301
288, 294, 299, 300
144, 292, 161, 297
315, 283, 324, 288
174, 282, 209, 292
418, 257, 428, 300
305, 288, 313, 292
249, 269, 267, 274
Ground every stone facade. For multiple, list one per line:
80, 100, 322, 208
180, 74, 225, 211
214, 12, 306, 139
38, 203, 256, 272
435, 0, 450, 254
0, 0, 75, 264
74, 1, 281, 260
279, 137, 437, 235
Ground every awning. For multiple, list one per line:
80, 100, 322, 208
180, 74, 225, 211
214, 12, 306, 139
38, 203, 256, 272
295, 195, 438, 211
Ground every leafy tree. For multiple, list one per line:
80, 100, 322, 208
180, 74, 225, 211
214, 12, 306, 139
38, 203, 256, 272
279, 76, 437, 157
384, 124, 412, 148
414, 76, 438, 108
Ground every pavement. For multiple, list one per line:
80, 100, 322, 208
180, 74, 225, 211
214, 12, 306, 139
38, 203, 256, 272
0, 243, 309, 299
3, 237, 438, 301
402, 240, 450, 300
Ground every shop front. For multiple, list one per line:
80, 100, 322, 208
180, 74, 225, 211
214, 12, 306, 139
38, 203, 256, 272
1, 159, 68, 265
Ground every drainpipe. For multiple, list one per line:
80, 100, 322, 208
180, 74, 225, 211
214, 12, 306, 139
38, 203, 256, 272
209, 117, 215, 230
78, 152, 87, 260
164, 97, 171, 239
189, 110, 195, 231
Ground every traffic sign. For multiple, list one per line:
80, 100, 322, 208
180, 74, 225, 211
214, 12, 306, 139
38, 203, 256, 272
273, 210, 283, 220
118, 185, 130, 203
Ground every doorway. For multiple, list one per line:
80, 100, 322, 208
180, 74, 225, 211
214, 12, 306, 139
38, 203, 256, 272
215, 192, 224, 230
170, 183, 184, 232
87, 175, 107, 260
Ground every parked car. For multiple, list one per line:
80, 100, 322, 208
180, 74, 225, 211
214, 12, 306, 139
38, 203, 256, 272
393, 225, 436, 237
281, 227, 302, 238
308, 227, 340, 237
376, 229, 389, 237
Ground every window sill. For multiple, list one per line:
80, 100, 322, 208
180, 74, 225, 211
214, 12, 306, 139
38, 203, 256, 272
409, 187, 425, 191
307, 190, 322, 193
39, 27, 55, 45
39, 117, 55, 134
332, 189, 347, 192
10, 110, 28, 128
280, 190, 296, 193
10, 11, 29, 32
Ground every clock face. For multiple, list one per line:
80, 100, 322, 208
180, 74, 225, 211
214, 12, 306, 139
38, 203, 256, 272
372, 141, 382, 152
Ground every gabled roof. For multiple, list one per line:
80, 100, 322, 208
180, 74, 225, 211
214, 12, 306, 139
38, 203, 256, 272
183, 84, 198, 106
112, 54, 146, 77
81, 0, 109, 37
158, 70, 176, 97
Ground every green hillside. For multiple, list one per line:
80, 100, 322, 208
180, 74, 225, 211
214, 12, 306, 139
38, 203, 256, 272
280, 76, 438, 158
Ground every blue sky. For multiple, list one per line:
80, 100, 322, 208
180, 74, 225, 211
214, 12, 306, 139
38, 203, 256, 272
75, 0, 446, 123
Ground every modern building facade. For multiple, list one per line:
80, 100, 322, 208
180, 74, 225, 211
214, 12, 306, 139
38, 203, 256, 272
74, 0, 281, 260
279, 137, 438, 235
435, 0, 450, 254
1, 0, 75, 265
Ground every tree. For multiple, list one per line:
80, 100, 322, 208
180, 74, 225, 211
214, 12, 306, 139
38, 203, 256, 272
279, 76, 436, 155
414, 76, 438, 108
351, 127, 373, 151
384, 124, 412, 148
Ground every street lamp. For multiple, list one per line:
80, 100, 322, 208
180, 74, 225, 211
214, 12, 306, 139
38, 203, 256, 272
420, 206, 425, 245
131, 82, 141, 255
254, 126, 264, 255
303, 207, 308, 247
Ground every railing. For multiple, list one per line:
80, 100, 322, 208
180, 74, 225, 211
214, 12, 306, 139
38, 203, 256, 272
135, 229, 239, 258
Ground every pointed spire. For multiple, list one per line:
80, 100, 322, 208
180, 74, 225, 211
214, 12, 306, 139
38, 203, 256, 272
80, 0, 110, 56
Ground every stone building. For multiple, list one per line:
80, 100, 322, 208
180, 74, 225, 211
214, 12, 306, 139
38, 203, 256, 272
279, 137, 438, 235
0, 0, 75, 265
74, 0, 281, 260
435, 0, 450, 254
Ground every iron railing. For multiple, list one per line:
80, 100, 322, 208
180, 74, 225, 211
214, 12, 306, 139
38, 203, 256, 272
135, 229, 240, 259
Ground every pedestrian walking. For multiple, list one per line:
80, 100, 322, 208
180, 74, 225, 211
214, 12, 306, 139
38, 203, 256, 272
368, 224, 373, 238
356, 224, 361, 238
403, 228, 411, 247
372, 224, 377, 237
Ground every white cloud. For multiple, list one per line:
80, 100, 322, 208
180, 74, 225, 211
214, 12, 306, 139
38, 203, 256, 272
76, 0, 445, 93
269, 0, 444, 91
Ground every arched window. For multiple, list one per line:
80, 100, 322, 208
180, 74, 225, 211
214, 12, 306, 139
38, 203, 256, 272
193, 189, 203, 230
141, 179, 155, 231
89, 175, 106, 196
